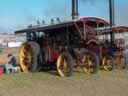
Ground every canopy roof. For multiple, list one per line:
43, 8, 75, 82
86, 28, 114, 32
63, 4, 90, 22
101, 26, 128, 34
15, 17, 109, 34
112, 26, 128, 32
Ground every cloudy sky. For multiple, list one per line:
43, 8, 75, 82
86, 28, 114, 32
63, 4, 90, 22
0, 0, 128, 33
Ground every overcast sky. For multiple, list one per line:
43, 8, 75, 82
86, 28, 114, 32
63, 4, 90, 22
0, 0, 128, 33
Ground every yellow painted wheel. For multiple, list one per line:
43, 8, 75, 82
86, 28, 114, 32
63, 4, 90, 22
20, 42, 40, 72
102, 56, 114, 71
81, 51, 99, 74
20, 43, 33, 72
115, 55, 125, 69
57, 52, 73, 77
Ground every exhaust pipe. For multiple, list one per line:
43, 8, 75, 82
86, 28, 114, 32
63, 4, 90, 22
109, 0, 115, 27
109, 0, 115, 45
72, 0, 79, 20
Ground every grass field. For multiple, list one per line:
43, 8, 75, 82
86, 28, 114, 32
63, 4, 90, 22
0, 70, 128, 96
0, 47, 128, 96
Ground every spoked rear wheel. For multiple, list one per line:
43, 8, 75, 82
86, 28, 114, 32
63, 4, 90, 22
57, 52, 73, 77
102, 56, 114, 71
115, 55, 125, 69
20, 42, 40, 72
81, 51, 99, 74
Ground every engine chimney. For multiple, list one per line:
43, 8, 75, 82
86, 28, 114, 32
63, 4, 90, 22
109, 0, 115, 45
109, 0, 115, 27
72, 0, 79, 20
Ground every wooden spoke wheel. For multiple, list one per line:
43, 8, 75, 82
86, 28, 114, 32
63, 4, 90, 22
81, 51, 99, 74
115, 55, 125, 69
57, 52, 73, 77
20, 42, 40, 72
102, 56, 114, 71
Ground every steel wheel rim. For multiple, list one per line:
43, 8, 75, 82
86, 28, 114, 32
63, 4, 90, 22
82, 53, 96, 74
102, 56, 113, 71
20, 44, 33, 72
57, 55, 69, 77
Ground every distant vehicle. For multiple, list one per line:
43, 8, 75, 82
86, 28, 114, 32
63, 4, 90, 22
97, 26, 128, 69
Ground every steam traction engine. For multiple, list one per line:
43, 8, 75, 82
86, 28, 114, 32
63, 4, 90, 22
15, 0, 128, 77
100, 26, 128, 69
15, 17, 116, 77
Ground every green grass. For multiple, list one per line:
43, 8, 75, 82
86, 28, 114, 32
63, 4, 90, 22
1, 69, 128, 83
0, 70, 127, 91
71, 68, 128, 80
0, 49, 2, 54
0, 70, 128, 96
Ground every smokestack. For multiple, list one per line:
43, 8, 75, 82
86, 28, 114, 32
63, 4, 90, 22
109, 0, 115, 45
72, 0, 79, 19
109, 0, 115, 27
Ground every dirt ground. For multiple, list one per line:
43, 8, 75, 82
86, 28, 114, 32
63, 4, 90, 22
0, 70, 128, 96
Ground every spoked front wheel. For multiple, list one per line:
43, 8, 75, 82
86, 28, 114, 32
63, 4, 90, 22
102, 56, 114, 71
81, 51, 99, 74
57, 52, 73, 77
